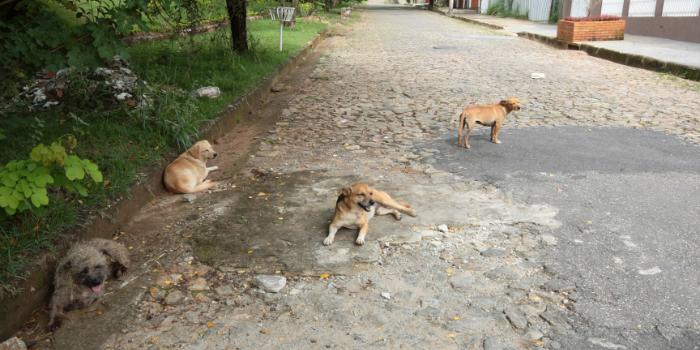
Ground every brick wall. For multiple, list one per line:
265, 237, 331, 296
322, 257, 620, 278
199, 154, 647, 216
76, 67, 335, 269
557, 20, 626, 42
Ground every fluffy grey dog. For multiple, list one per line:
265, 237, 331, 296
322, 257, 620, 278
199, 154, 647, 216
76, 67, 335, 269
48, 238, 129, 330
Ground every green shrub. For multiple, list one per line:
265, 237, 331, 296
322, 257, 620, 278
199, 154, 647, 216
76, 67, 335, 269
0, 139, 102, 216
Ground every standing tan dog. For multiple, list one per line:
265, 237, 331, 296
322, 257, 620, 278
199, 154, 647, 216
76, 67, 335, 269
457, 97, 521, 149
163, 140, 219, 193
324, 183, 417, 246
48, 239, 129, 330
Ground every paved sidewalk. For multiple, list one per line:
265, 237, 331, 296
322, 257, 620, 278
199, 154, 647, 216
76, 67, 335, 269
442, 11, 700, 70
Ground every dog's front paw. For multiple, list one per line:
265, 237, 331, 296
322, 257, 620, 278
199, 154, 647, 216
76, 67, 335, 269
355, 237, 365, 245
405, 209, 417, 217
492, 140, 502, 144
393, 212, 402, 221
465, 144, 471, 149
323, 237, 334, 246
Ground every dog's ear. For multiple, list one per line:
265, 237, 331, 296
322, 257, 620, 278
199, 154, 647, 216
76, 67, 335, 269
499, 100, 509, 107
341, 187, 352, 197
59, 260, 72, 272
187, 142, 202, 159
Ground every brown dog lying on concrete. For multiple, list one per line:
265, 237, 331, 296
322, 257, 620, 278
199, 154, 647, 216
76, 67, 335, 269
48, 238, 129, 330
324, 183, 417, 246
163, 140, 219, 194
457, 97, 521, 149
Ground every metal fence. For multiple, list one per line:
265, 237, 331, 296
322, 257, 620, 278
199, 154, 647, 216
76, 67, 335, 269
601, 0, 625, 15
528, 0, 554, 20
569, 0, 589, 16
662, 0, 700, 16
628, 0, 657, 16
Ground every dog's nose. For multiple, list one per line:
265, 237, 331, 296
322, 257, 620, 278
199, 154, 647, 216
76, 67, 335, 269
86, 276, 103, 286
213, 152, 218, 158
368, 200, 375, 206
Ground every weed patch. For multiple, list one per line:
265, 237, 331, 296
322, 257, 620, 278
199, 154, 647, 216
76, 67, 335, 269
0, 18, 327, 294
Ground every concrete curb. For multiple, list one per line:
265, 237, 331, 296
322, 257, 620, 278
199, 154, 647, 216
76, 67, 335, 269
518, 31, 700, 81
0, 28, 329, 342
429, 8, 505, 30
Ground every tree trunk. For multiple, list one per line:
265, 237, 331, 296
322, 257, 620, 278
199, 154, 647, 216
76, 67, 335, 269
225, 0, 248, 53
448, 0, 453, 15
324, 0, 332, 12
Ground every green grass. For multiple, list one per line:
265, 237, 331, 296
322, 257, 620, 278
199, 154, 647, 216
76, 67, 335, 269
0, 18, 327, 295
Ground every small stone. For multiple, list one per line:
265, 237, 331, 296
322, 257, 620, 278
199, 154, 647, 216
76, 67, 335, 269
449, 272, 475, 289
182, 194, 196, 203
530, 72, 546, 79
188, 277, 209, 291
504, 307, 528, 329
192, 86, 221, 98
215, 285, 235, 296
0, 337, 26, 350
165, 290, 185, 305
480, 247, 507, 257
540, 234, 557, 245
638, 266, 662, 275
437, 224, 449, 233
254, 275, 287, 293
525, 329, 544, 340
420, 298, 440, 308
380, 292, 391, 300
344, 144, 361, 151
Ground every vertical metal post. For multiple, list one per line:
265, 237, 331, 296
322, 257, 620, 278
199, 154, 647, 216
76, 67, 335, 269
279, 21, 284, 51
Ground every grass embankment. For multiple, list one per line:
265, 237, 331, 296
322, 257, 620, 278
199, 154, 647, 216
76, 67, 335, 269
0, 18, 328, 294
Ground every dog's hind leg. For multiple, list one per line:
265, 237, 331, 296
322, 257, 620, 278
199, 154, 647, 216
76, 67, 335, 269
376, 206, 401, 220
371, 190, 416, 217
457, 112, 466, 147
185, 180, 219, 193
464, 120, 475, 149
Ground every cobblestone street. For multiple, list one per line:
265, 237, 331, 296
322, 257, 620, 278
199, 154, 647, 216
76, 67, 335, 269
48, 6, 700, 350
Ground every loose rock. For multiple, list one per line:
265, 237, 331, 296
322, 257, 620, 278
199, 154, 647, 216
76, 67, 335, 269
0, 337, 26, 350
254, 275, 287, 293
193, 86, 221, 99
164, 290, 186, 305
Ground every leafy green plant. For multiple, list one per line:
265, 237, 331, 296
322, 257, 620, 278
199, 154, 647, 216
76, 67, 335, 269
0, 139, 102, 215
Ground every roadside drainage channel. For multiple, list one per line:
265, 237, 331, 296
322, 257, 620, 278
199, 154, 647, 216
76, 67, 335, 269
0, 29, 331, 342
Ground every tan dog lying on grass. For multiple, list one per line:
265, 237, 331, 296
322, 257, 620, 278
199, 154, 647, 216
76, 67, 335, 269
48, 239, 129, 330
163, 140, 219, 193
457, 97, 522, 149
324, 183, 417, 246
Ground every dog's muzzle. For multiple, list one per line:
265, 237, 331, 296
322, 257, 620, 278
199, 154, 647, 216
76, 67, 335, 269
358, 200, 375, 212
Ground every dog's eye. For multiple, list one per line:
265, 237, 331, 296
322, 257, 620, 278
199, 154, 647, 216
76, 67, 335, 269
369, 192, 373, 195
80, 267, 88, 274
